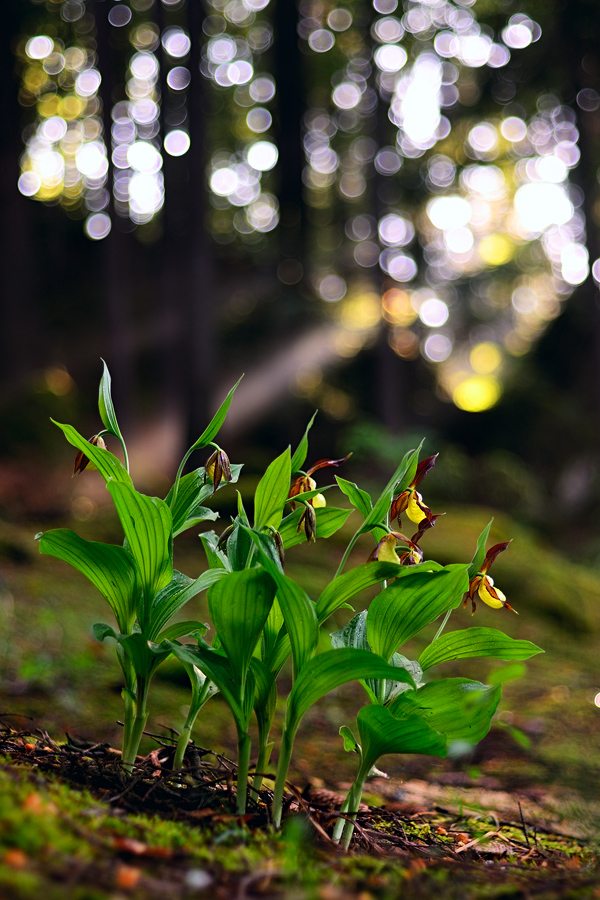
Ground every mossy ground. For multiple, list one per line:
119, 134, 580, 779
0, 498, 600, 897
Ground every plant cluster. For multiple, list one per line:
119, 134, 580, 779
37, 363, 542, 847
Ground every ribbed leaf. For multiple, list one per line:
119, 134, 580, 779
98, 359, 124, 442
244, 527, 319, 677
335, 476, 373, 519
290, 411, 317, 474
285, 649, 414, 737
208, 568, 276, 688
199, 532, 230, 570
367, 565, 469, 662
279, 507, 353, 549
147, 568, 227, 640
358, 444, 422, 535
419, 627, 543, 671
157, 620, 208, 642
251, 657, 278, 736
254, 448, 292, 532
390, 678, 502, 744
188, 376, 243, 452
39, 529, 137, 632
167, 642, 246, 728
331, 613, 422, 703
468, 520, 494, 580
357, 705, 447, 772
52, 421, 132, 485
226, 519, 253, 571
316, 561, 423, 624
165, 464, 242, 536
118, 632, 173, 680
106, 482, 173, 630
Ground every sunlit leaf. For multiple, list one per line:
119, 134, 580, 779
165, 464, 242, 536
106, 482, 173, 629
98, 359, 124, 443
467, 520, 494, 581
254, 447, 292, 532
208, 568, 276, 688
390, 678, 502, 744
285, 649, 414, 737
244, 527, 319, 677
188, 377, 243, 452
52, 421, 132, 485
357, 705, 446, 773
316, 561, 427, 624
358, 444, 422, 536
148, 568, 227, 640
367, 565, 469, 662
419, 627, 543, 671
39, 529, 137, 633
290, 411, 318, 474
335, 476, 373, 520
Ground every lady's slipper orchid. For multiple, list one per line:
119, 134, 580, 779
367, 531, 421, 565
297, 503, 317, 543
390, 454, 438, 528
73, 434, 107, 475
288, 455, 350, 510
204, 447, 232, 494
466, 540, 517, 615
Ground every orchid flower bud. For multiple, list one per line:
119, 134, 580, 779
204, 448, 232, 494
297, 504, 317, 543
73, 434, 107, 475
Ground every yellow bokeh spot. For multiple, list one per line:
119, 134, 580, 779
382, 288, 418, 326
453, 375, 501, 412
479, 234, 513, 266
60, 95, 85, 119
339, 293, 381, 330
470, 342, 502, 375
38, 94, 61, 117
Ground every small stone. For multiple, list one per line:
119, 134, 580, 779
185, 869, 213, 890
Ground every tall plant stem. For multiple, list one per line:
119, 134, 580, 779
335, 532, 360, 579
121, 676, 149, 776
236, 731, 252, 815
252, 736, 274, 795
432, 609, 452, 642
271, 727, 294, 828
340, 768, 369, 849
331, 791, 353, 843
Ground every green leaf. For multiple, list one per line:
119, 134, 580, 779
208, 568, 276, 688
367, 565, 469, 662
199, 532, 231, 571
358, 444, 422, 536
331, 613, 422, 702
285, 649, 414, 737
335, 476, 373, 520
279, 507, 353, 550
287, 484, 335, 505
98, 359, 123, 442
330, 611, 369, 652
419, 627, 543, 671
40, 529, 137, 633
468, 520, 494, 581
157, 620, 208, 642
251, 657, 278, 736
167, 642, 246, 728
340, 724, 360, 753
254, 448, 292, 532
290, 411, 318, 474
52, 421, 132, 485
188, 377, 243, 452
118, 632, 173, 680
106, 482, 173, 630
357, 705, 446, 773
242, 527, 284, 575
244, 527, 319, 678
147, 568, 227, 640
316, 561, 413, 624
165, 464, 242, 536
226, 519, 253, 571
93, 622, 118, 642
390, 678, 502, 744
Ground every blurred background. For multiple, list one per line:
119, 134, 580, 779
2, 0, 600, 551
3, 0, 600, 811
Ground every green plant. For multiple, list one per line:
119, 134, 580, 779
37, 362, 241, 772
36, 362, 543, 837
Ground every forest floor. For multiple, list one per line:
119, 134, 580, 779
0, 497, 599, 899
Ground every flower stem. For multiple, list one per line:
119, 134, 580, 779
236, 732, 252, 815
121, 676, 149, 776
271, 727, 294, 829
